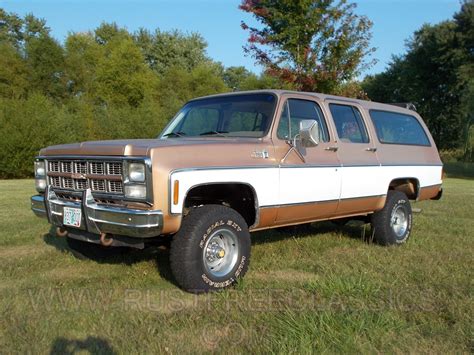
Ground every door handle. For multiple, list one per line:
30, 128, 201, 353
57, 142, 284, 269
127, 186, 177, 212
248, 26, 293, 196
325, 146, 338, 152
365, 147, 377, 152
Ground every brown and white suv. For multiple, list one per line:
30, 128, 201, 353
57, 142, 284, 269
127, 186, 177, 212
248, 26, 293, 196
31, 90, 443, 292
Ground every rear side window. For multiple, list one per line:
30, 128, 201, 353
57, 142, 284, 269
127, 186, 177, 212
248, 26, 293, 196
369, 110, 430, 146
329, 104, 369, 143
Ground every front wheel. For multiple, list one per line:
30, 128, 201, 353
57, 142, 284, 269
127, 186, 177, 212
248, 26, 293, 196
170, 205, 251, 293
371, 191, 413, 246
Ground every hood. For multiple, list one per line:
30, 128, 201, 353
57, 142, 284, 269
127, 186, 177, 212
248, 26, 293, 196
39, 138, 261, 157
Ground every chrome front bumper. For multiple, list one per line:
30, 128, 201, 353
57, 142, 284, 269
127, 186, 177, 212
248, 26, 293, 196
31, 187, 163, 238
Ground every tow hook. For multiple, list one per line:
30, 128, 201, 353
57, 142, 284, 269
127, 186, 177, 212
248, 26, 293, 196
100, 233, 114, 247
56, 227, 68, 237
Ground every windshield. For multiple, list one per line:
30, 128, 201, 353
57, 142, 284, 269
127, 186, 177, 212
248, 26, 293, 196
160, 93, 276, 138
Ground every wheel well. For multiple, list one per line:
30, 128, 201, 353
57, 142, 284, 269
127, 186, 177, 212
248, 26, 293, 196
388, 178, 419, 200
183, 183, 258, 228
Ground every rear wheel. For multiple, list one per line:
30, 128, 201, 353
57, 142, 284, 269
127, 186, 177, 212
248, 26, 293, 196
66, 237, 130, 260
371, 191, 412, 246
170, 205, 251, 293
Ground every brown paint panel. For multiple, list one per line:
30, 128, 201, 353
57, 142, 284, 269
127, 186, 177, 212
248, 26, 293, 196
254, 195, 387, 231
256, 207, 277, 229
418, 184, 442, 201
335, 195, 386, 216
275, 200, 339, 223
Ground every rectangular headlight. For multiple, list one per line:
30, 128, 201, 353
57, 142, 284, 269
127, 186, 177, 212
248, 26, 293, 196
35, 178, 46, 192
125, 184, 147, 199
35, 160, 45, 177
34, 160, 46, 192
128, 163, 145, 182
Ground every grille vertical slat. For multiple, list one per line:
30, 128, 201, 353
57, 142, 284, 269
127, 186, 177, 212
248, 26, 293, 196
75, 179, 88, 190
75, 161, 87, 174
49, 161, 60, 172
61, 161, 73, 173
62, 177, 74, 189
91, 179, 106, 192
90, 162, 105, 175
108, 180, 124, 193
107, 162, 122, 175
49, 176, 61, 187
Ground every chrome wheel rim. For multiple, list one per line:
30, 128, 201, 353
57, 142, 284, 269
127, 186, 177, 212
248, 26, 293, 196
390, 205, 408, 238
202, 228, 239, 278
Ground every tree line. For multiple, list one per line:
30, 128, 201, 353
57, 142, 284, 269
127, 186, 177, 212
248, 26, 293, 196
0, 9, 291, 178
0, 1, 472, 178
362, 1, 473, 159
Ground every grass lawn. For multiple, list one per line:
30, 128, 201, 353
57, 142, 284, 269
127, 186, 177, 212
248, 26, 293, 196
0, 178, 472, 353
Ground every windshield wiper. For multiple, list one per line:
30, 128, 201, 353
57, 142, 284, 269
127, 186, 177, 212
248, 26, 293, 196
199, 130, 229, 137
163, 131, 186, 138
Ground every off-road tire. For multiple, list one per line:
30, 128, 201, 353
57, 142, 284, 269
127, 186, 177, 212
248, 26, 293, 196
66, 237, 130, 260
371, 190, 412, 246
170, 205, 251, 293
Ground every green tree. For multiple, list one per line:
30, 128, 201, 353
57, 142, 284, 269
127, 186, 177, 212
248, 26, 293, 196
240, 0, 374, 93
363, 1, 473, 151
94, 22, 129, 45
0, 42, 29, 99
222, 66, 256, 90
94, 37, 158, 107
64, 32, 103, 98
134, 28, 209, 75
158, 65, 228, 122
0, 9, 49, 50
25, 34, 66, 99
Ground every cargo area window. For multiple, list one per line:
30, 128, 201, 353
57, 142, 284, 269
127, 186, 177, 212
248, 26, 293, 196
329, 104, 369, 143
369, 110, 430, 146
277, 99, 329, 142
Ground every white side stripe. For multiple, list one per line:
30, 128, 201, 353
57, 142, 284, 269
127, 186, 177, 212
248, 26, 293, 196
170, 165, 442, 214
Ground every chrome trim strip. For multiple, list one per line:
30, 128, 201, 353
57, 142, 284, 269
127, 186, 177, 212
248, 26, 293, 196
420, 183, 443, 189
37, 155, 149, 160
380, 163, 443, 167
260, 194, 386, 209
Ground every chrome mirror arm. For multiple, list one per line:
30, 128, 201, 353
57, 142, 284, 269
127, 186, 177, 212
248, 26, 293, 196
281, 136, 306, 164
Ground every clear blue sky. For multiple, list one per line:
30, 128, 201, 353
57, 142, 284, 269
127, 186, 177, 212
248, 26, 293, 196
1, 0, 461, 76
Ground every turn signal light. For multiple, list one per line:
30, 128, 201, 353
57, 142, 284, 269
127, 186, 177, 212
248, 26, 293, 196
173, 180, 179, 205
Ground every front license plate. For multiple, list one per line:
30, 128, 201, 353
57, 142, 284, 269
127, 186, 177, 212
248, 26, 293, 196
63, 207, 82, 228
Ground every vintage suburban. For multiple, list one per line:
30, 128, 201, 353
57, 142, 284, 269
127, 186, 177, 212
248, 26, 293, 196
31, 90, 443, 292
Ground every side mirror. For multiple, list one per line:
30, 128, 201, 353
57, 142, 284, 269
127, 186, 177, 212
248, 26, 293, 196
299, 120, 320, 147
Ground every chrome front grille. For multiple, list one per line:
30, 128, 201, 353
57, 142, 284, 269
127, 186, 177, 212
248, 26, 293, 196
91, 179, 106, 192
107, 162, 122, 175
62, 177, 74, 189
90, 162, 105, 175
75, 179, 88, 190
61, 161, 73, 173
49, 161, 60, 173
75, 161, 87, 174
47, 159, 124, 195
108, 180, 123, 193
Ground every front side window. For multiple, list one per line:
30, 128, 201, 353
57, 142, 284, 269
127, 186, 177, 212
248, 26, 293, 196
160, 93, 276, 138
369, 110, 430, 146
277, 99, 329, 142
329, 104, 369, 143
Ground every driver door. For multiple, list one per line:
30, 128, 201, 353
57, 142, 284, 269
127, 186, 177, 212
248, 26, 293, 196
274, 96, 342, 224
